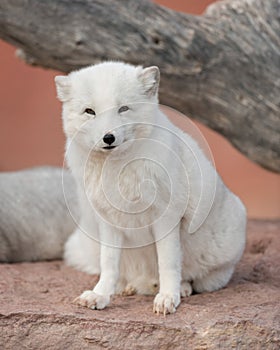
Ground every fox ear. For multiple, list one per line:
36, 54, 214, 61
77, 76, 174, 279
55, 76, 71, 102
138, 66, 160, 97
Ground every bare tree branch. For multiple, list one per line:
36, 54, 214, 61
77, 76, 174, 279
0, 0, 279, 171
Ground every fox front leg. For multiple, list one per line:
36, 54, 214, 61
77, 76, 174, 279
152, 222, 181, 315
74, 224, 122, 310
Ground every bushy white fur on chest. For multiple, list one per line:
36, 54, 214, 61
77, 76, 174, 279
56, 61, 246, 315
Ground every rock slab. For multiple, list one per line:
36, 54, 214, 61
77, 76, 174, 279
0, 220, 279, 349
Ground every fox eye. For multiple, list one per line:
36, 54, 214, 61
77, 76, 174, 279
118, 106, 129, 113
84, 108, 96, 116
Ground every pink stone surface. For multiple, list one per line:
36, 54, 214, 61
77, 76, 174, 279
0, 220, 279, 349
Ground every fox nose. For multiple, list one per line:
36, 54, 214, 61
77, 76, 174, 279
103, 133, 115, 145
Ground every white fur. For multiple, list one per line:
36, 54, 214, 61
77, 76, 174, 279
55, 61, 246, 314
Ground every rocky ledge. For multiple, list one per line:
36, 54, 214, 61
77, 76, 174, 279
0, 220, 279, 349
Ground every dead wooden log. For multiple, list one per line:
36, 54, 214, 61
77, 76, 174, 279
0, 0, 279, 171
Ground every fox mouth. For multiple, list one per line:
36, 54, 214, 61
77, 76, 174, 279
102, 146, 116, 150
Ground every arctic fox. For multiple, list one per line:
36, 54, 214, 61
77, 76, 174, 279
55, 61, 246, 315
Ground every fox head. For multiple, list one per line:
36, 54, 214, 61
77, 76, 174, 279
55, 62, 160, 153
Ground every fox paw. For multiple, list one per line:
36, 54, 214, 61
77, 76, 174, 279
121, 279, 159, 296
153, 292, 180, 315
180, 281, 193, 297
122, 284, 137, 296
73, 290, 110, 310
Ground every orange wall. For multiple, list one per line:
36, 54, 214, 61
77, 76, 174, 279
0, 1, 279, 218
154, 0, 215, 13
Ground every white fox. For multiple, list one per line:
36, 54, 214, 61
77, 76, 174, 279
55, 61, 246, 315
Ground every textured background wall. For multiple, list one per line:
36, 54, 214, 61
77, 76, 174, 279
0, 0, 279, 218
